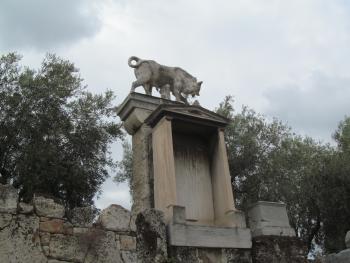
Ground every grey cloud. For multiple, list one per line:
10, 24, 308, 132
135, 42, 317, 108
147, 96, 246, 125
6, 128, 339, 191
0, 0, 102, 50
263, 72, 350, 142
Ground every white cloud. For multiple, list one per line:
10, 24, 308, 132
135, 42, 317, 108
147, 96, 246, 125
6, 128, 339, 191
2, 0, 350, 208
0, 0, 102, 51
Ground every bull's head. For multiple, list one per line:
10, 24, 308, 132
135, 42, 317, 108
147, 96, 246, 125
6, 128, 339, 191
191, 81, 202, 97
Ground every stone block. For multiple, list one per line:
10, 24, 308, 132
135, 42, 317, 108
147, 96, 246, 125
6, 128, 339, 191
48, 260, 72, 263
136, 209, 168, 263
116, 92, 169, 135
169, 205, 186, 224
0, 213, 12, 229
247, 201, 295, 237
73, 227, 90, 235
0, 184, 18, 213
40, 231, 51, 245
40, 218, 64, 233
42, 245, 50, 256
49, 234, 88, 262
121, 251, 137, 263
129, 212, 137, 232
84, 230, 122, 263
67, 206, 96, 227
120, 235, 136, 250
0, 214, 47, 263
18, 202, 34, 214
345, 231, 350, 248
168, 223, 252, 249
34, 195, 65, 218
169, 247, 252, 263
97, 204, 131, 231
252, 235, 307, 263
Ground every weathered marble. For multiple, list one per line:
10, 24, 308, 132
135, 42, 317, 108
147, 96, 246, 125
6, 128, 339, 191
97, 204, 131, 232
33, 195, 65, 218
128, 56, 202, 104
248, 201, 296, 237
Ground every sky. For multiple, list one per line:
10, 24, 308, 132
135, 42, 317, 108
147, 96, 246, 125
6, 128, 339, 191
1, 0, 350, 210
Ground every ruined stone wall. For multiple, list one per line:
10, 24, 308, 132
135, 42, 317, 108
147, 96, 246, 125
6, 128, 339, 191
0, 184, 138, 263
251, 236, 307, 263
0, 183, 309, 263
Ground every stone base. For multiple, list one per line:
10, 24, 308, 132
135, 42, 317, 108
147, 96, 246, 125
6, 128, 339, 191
247, 201, 296, 238
169, 247, 252, 263
252, 236, 307, 263
252, 226, 296, 237
168, 223, 252, 249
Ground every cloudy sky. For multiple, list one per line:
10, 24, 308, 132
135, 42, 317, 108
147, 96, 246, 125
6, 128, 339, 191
1, 0, 350, 210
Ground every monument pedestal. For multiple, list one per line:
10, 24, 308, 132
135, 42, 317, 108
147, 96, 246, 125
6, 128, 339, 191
117, 93, 251, 250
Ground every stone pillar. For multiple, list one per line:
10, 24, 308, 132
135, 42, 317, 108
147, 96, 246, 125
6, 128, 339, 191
116, 93, 179, 215
131, 124, 152, 213
211, 128, 237, 227
152, 117, 177, 222
248, 201, 308, 263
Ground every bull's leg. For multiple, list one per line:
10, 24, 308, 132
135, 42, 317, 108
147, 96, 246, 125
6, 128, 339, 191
179, 94, 188, 104
131, 80, 143, 93
160, 84, 171, 99
173, 89, 184, 103
144, 83, 152, 95
173, 82, 185, 103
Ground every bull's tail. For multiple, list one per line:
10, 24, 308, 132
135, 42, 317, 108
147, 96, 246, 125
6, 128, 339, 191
128, 56, 143, 68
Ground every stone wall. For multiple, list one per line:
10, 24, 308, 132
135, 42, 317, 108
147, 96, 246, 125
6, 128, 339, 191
0, 184, 139, 263
0, 183, 309, 263
252, 236, 307, 263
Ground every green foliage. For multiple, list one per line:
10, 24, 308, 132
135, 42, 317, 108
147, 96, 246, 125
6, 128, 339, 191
320, 117, 350, 252
216, 96, 350, 254
0, 52, 123, 208
111, 96, 350, 255
114, 140, 133, 193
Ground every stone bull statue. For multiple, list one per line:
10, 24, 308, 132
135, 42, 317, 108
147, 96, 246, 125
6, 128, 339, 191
128, 56, 202, 104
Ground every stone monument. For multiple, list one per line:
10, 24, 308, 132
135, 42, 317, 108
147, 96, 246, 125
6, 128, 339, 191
116, 57, 308, 262
118, 57, 251, 257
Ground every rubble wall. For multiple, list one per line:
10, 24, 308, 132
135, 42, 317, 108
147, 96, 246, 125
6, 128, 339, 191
0, 183, 309, 263
0, 184, 139, 263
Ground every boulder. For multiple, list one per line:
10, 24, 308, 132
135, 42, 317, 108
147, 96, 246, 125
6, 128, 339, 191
0, 184, 18, 213
18, 202, 34, 214
97, 204, 131, 231
33, 195, 65, 218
